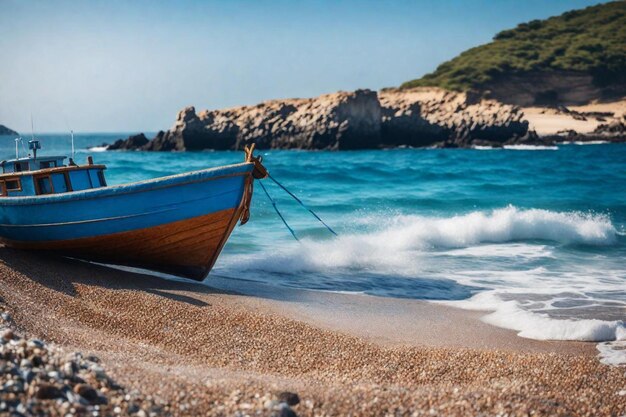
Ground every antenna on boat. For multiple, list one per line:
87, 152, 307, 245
15, 137, 20, 160
64, 115, 75, 160
30, 114, 35, 141
71, 130, 75, 160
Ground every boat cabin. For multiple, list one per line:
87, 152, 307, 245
0, 145, 107, 197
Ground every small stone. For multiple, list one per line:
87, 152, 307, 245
4, 380, 25, 393
91, 366, 106, 380
20, 369, 34, 384
85, 355, 100, 363
35, 383, 64, 400
279, 405, 298, 417
28, 339, 45, 349
74, 384, 99, 404
278, 392, 300, 406
2, 329, 14, 341
30, 354, 43, 367
63, 361, 78, 376
19, 358, 32, 368
264, 399, 278, 409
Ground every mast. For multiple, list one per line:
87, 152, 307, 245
15, 137, 20, 160
71, 130, 75, 159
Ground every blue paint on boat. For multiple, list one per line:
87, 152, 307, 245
0, 140, 263, 280
0, 163, 253, 242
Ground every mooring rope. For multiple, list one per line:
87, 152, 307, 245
268, 175, 338, 237
259, 180, 300, 241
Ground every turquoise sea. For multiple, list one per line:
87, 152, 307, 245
2, 134, 625, 364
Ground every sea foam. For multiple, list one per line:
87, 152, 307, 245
503, 144, 559, 150
452, 292, 626, 342
227, 206, 617, 274
220, 206, 623, 363
87, 146, 108, 152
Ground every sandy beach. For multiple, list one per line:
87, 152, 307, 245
1, 247, 624, 416
522, 99, 626, 136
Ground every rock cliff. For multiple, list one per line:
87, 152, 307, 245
379, 88, 533, 148
108, 133, 149, 150
0, 125, 18, 136
109, 88, 537, 151
142, 89, 382, 151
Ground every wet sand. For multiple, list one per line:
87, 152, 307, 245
0, 247, 624, 416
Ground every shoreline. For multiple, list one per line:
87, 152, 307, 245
1, 247, 624, 415
205, 275, 596, 355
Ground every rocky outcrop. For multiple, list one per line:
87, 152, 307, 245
543, 116, 626, 143
379, 88, 533, 148
107, 133, 150, 150
594, 118, 626, 137
0, 125, 18, 136
139, 90, 381, 151
108, 88, 538, 151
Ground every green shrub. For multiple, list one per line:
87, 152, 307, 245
401, 1, 626, 91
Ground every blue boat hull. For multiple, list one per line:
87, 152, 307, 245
0, 162, 255, 280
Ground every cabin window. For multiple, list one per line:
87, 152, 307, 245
97, 170, 107, 187
35, 176, 54, 195
5, 179, 21, 191
14, 162, 29, 172
40, 161, 57, 169
0, 182, 5, 197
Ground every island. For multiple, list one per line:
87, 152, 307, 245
108, 1, 625, 151
0, 125, 19, 136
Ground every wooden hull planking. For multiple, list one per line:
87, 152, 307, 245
2, 207, 241, 281
0, 163, 256, 281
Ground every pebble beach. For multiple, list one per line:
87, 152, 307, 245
0, 247, 625, 416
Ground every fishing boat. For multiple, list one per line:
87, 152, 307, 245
0, 139, 267, 280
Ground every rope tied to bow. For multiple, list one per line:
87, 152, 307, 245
239, 144, 337, 241
239, 144, 268, 225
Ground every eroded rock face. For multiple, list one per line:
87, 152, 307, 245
483, 71, 626, 106
109, 88, 535, 151
542, 117, 626, 144
134, 90, 381, 151
107, 133, 149, 150
379, 88, 532, 147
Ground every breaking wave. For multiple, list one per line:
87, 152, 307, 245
503, 144, 559, 150
219, 206, 624, 363
228, 206, 617, 275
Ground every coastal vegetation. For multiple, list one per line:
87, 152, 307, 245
401, 1, 626, 92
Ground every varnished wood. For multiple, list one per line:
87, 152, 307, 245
1, 208, 238, 280
0, 164, 107, 180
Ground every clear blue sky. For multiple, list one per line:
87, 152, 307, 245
0, 0, 606, 133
